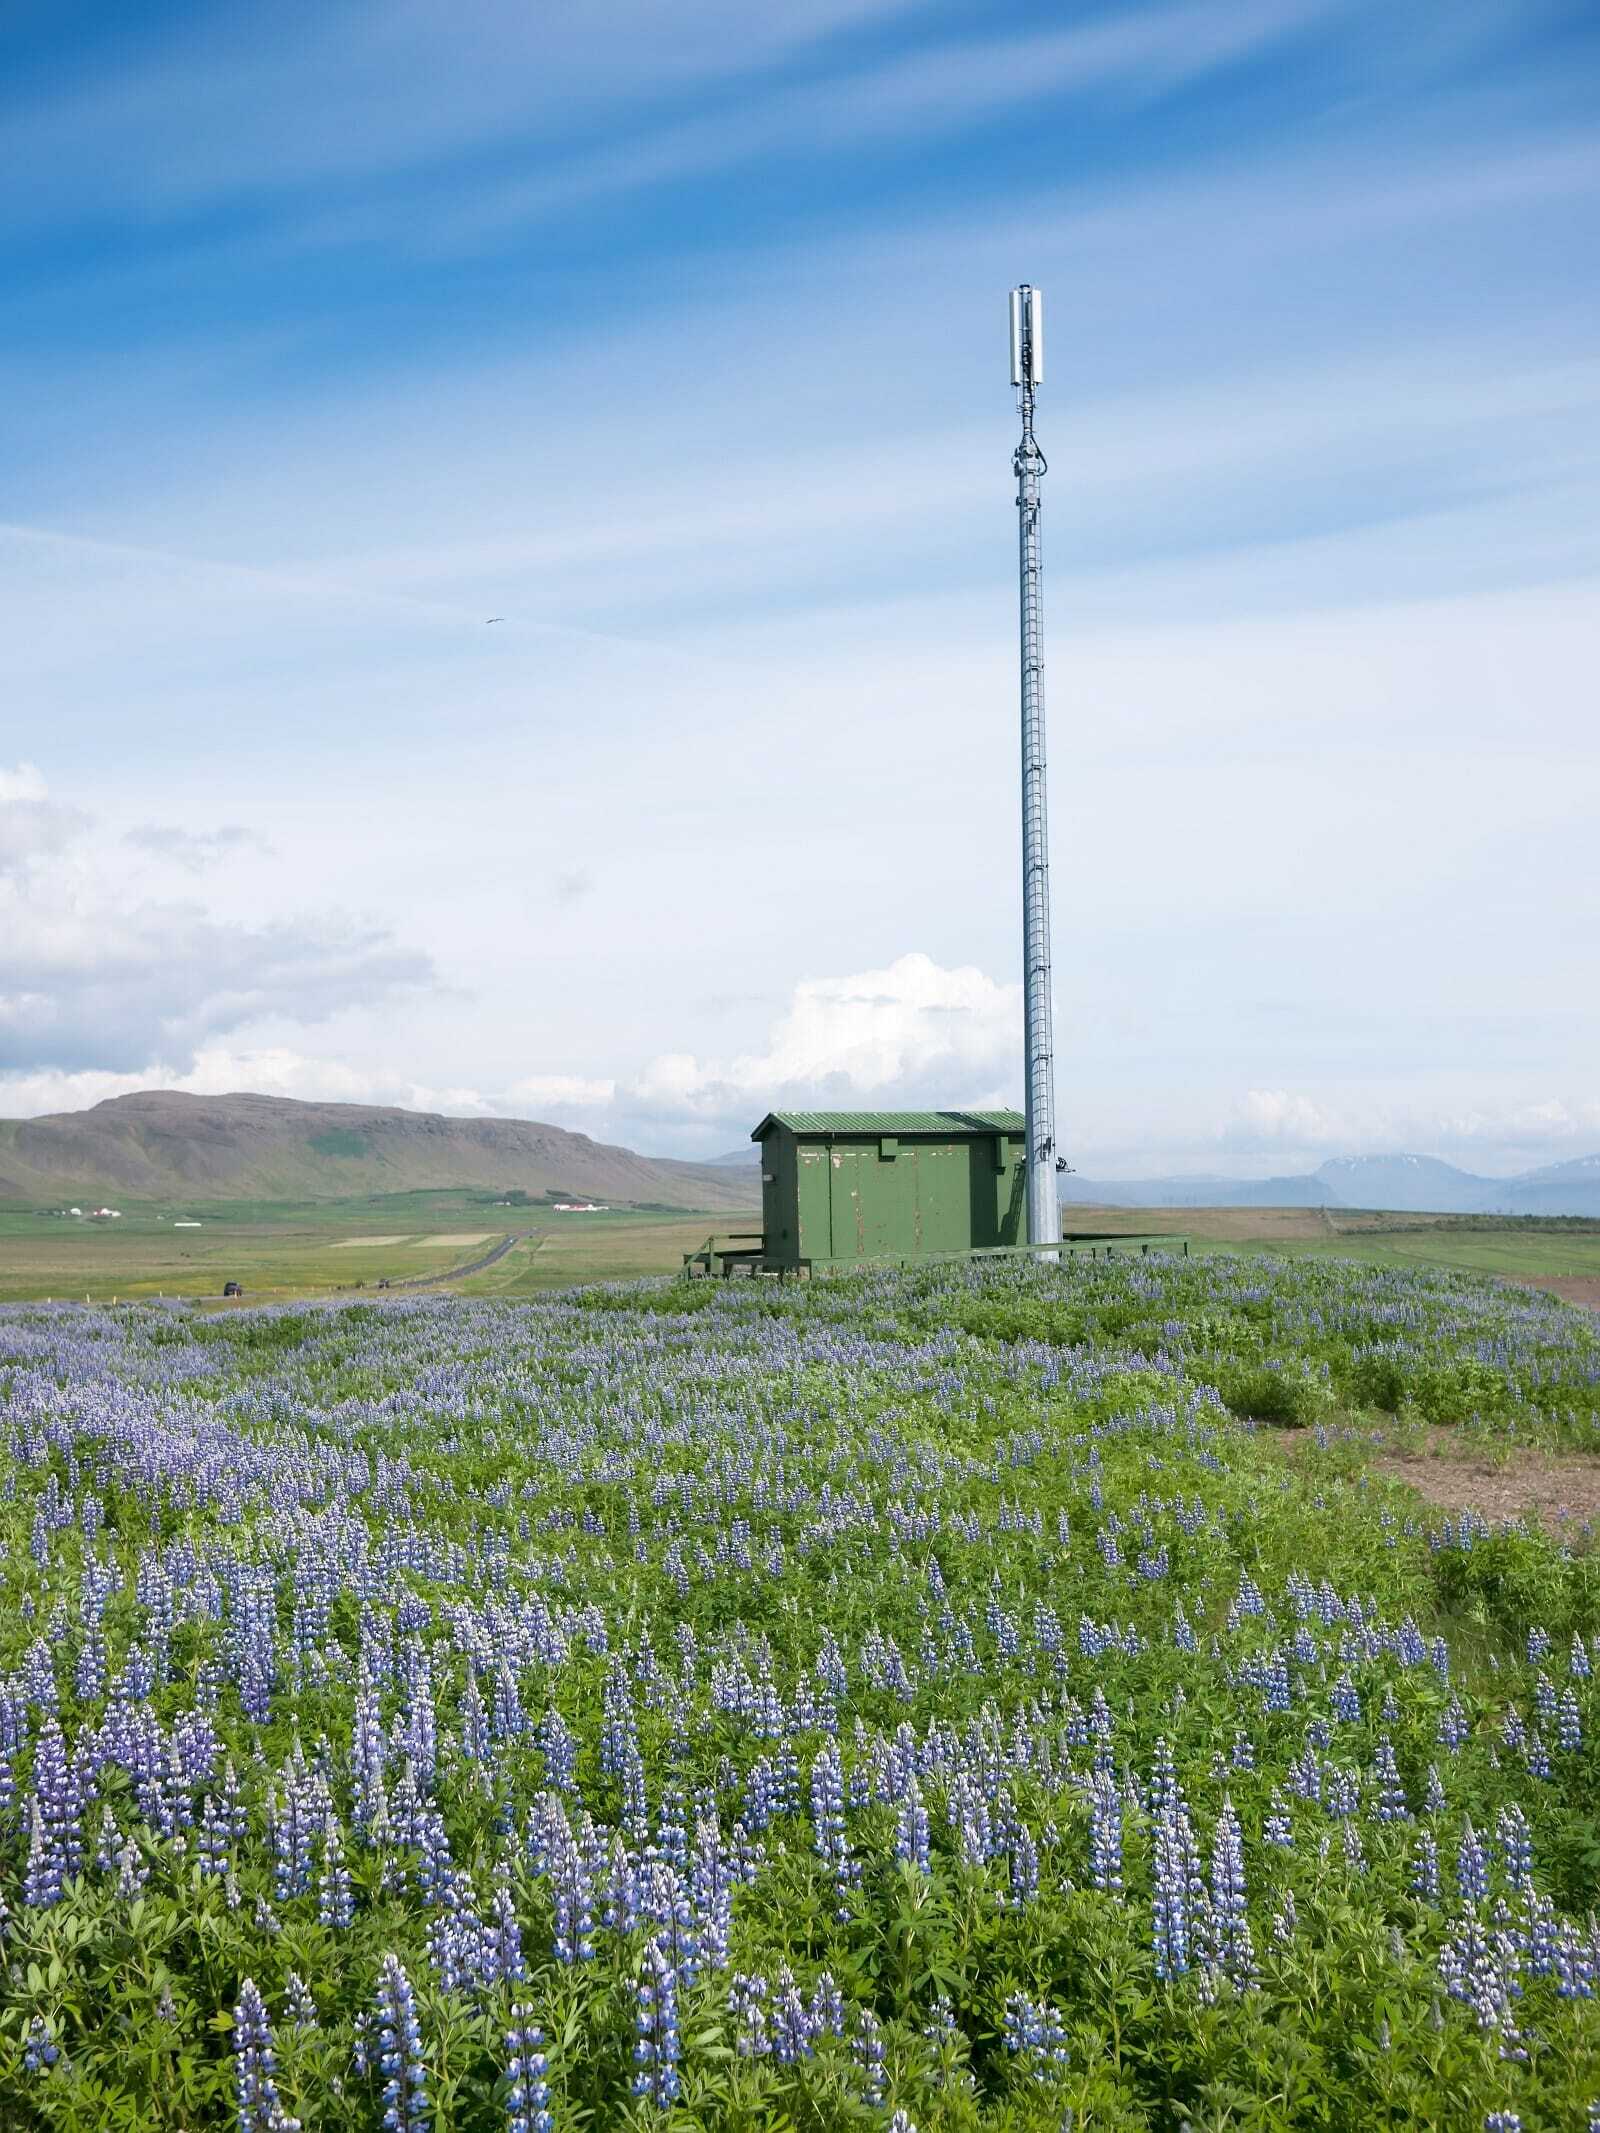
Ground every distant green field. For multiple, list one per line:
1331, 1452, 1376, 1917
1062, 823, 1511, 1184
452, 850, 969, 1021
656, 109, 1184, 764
1067, 1205, 1600, 1283
1251, 1230, 1600, 1279
0, 1192, 735, 1304
1, 1191, 1596, 1303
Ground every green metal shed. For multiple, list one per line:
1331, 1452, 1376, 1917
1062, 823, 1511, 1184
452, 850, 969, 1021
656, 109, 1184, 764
751, 1110, 1027, 1271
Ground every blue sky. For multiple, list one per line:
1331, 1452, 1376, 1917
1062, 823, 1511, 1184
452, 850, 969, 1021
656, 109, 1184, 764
2, 0, 1597, 1172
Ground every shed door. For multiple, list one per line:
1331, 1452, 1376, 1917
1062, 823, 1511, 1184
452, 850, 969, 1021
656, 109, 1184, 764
911, 1142, 973, 1254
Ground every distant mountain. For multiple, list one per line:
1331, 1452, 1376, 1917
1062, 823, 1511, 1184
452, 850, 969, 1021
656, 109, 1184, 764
0, 1092, 758, 1211
705, 1147, 762, 1169
1489, 1155, 1600, 1218
1313, 1154, 1485, 1213
1061, 1150, 1600, 1217
1062, 1172, 1332, 1209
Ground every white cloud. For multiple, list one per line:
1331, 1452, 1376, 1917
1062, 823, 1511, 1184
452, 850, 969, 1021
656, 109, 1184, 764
507, 1073, 618, 1111
0, 766, 433, 1077
0, 761, 90, 877
123, 823, 271, 872
615, 953, 1020, 1135
1228, 1089, 1343, 1146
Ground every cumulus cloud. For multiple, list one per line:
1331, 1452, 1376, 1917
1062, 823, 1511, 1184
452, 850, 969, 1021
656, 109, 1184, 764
124, 823, 271, 871
0, 765, 434, 1081
616, 952, 1019, 1135
462, 954, 1019, 1150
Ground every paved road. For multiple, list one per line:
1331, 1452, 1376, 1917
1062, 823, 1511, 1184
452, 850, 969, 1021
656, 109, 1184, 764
380, 1231, 533, 1292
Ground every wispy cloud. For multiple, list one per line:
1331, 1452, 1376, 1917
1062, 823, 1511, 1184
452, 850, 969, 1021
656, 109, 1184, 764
124, 823, 272, 872
414, 0, 1347, 247
0, 0, 923, 226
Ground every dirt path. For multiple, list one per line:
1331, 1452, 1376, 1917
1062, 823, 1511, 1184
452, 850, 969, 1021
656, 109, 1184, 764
1368, 1429, 1600, 1537
1269, 1423, 1600, 1539
1505, 1275, 1600, 1314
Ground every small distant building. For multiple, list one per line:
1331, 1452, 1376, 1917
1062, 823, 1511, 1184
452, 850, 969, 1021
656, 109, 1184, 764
751, 1110, 1027, 1271
552, 1201, 608, 1213
88, 1207, 122, 1220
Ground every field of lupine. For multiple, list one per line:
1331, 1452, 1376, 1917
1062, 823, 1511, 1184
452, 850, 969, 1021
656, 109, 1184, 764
1, 1254, 1599, 2132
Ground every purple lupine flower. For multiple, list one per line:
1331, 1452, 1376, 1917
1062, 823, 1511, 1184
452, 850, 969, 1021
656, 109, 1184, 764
375, 1955, 430, 2131
632, 1935, 682, 2109
809, 1739, 857, 1916
852, 2006, 886, 2106
770, 1968, 817, 2064
1494, 1803, 1533, 1886
894, 1775, 931, 1875
284, 1973, 318, 2029
353, 1681, 387, 1834
116, 1834, 149, 1898
1209, 1797, 1255, 1987
690, 1810, 736, 1969
1371, 1738, 1409, 1824
1003, 1991, 1068, 2082
729, 1973, 769, 2057
504, 2005, 553, 2133
1152, 1805, 1197, 1981
1263, 1788, 1295, 1850
549, 1804, 596, 1964
319, 1814, 354, 1930
1411, 1829, 1440, 1903
1439, 1913, 1523, 2048
1558, 1689, 1583, 1752
1331, 1674, 1361, 1724
24, 1799, 63, 1910
490, 1874, 526, 1986
234, 1977, 300, 2133
1089, 1770, 1123, 1892
23, 2014, 60, 2073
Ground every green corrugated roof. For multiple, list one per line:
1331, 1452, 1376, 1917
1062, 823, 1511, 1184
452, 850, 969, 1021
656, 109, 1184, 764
751, 1109, 1025, 1141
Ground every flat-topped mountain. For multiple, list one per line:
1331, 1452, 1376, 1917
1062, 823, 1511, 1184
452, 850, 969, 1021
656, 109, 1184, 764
0, 1091, 757, 1210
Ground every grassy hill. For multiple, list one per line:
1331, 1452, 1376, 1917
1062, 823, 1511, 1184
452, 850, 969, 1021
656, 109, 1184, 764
0, 1090, 757, 1211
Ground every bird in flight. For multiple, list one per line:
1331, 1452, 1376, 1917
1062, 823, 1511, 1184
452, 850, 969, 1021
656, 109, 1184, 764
485, 616, 504, 624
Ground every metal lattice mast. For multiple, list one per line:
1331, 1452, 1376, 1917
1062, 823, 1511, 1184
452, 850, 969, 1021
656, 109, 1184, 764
1010, 285, 1059, 1250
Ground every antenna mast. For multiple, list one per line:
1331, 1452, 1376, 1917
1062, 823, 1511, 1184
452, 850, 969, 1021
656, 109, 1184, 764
1010, 284, 1060, 1252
